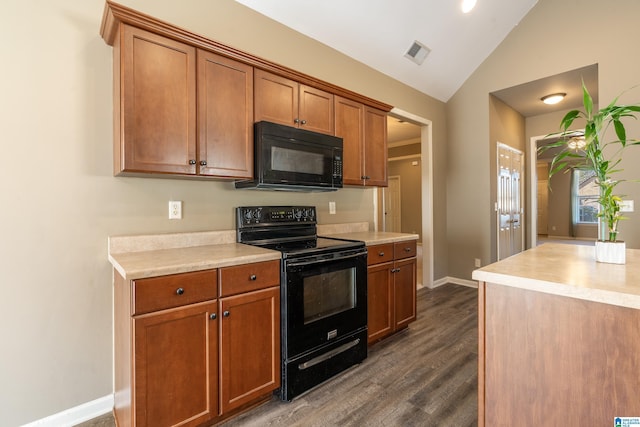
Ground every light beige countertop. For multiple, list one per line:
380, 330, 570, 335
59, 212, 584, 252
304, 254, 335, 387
321, 231, 419, 246
108, 230, 280, 280
108, 226, 419, 281
472, 242, 640, 309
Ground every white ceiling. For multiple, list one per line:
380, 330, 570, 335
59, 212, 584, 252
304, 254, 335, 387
234, 0, 539, 102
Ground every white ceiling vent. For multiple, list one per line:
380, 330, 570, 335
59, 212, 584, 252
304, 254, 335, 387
404, 40, 430, 65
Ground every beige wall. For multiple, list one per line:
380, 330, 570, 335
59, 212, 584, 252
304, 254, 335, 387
447, 0, 640, 279
0, 0, 446, 424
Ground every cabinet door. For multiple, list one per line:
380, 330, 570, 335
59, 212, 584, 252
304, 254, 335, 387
220, 286, 280, 414
367, 263, 393, 344
120, 25, 196, 175
133, 301, 218, 427
393, 258, 417, 330
254, 69, 298, 128
299, 85, 334, 134
335, 96, 364, 185
363, 106, 388, 186
197, 50, 253, 178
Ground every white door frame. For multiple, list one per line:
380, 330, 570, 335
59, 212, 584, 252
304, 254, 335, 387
386, 107, 434, 288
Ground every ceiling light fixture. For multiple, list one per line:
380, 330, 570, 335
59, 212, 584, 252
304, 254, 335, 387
541, 93, 566, 105
567, 136, 586, 150
462, 0, 477, 13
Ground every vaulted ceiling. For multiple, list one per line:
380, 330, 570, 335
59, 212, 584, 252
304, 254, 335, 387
234, 0, 539, 102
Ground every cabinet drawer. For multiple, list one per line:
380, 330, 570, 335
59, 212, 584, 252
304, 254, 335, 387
133, 270, 217, 315
219, 260, 280, 297
367, 243, 394, 266
394, 240, 417, 260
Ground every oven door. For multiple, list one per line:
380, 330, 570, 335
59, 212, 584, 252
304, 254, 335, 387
283, 248, 367, 359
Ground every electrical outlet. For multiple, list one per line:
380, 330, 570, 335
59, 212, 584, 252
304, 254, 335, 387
474, 258, 481, 268
329, 201, 336, 215
169, 201, 182, 219
620, 200, 634, 212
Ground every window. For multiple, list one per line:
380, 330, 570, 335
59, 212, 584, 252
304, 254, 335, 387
573, 169, 598, 223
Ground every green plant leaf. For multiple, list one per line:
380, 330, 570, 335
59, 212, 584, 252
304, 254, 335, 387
613, 119, 626, 145
560, 110, 581, 131
582, 82, 593, 117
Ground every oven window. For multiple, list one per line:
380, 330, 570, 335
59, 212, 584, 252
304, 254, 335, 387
303, 267, 355, 325
271, 146, 325, 175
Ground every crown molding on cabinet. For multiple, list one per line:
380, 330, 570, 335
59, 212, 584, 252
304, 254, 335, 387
100, 1, 392, 113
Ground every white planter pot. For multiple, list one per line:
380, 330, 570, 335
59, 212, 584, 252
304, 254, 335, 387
595, 240, 626, 264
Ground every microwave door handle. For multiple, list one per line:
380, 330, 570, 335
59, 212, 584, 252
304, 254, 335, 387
286, 251, 365, 267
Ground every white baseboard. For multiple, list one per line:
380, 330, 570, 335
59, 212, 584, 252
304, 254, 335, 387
21, 395, 112, 427
432, 276, 478, 289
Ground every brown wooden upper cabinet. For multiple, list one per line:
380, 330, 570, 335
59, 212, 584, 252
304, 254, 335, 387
335, 96, 388, 186
116, 25, 253, 179
254, 69, 335, 135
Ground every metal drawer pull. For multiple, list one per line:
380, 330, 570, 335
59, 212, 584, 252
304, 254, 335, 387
223, 311, 230, 317
210, 313, 217, 320
176, 287, 185, 295
249, 274, 257, 281
188, 159, 196, 165
404, 247, 412, 252
378, 252, 385, 256
298, 338, 361, 370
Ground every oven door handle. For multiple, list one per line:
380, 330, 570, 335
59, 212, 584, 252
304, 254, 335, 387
298, 338, 361, 370
286, 251, 366, 267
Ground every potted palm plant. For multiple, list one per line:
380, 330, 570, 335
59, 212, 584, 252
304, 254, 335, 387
541, 82, 640, 264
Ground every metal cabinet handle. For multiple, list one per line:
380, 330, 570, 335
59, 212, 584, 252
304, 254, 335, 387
300, 119, 307, 125
223, 311, 230, 317
294, 118, 300, 124
404, 247, 412, 252
210, 313, 217, 320
188, 159, 196, 165
362, 175, 371, 180
176, 287, 185, 295
199, 160, 207, 166
378, 252, 385, 257
391, 268, 400, 273
249, 274, 257, 281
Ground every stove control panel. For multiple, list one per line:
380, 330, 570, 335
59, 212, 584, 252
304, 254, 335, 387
237, 206, 316, 226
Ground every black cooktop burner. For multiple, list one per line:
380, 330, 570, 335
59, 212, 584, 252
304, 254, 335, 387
263, 237, 364, 257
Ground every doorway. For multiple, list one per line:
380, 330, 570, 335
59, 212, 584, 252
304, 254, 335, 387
383, 108, 433, 288
381, 176, 401, 232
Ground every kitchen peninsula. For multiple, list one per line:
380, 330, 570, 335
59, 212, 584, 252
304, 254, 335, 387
472, 243, 640, 426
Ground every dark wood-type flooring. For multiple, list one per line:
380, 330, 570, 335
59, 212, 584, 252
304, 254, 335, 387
77, 284, 478, 427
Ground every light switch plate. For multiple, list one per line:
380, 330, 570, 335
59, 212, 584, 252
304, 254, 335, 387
619, 200, 634, 213
329, 201, 336, 215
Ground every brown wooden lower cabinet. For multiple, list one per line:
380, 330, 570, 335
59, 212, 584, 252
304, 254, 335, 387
114, 260, 280, 427
133, 300, 218, 427
220, 286, 280, 414
478, 281, 640, 426
367, 240, 417, 344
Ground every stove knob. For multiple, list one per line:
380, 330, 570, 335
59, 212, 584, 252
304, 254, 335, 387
293, 209, 302, 220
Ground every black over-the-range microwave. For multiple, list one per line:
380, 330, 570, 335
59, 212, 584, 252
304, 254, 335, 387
234, 121, 343, 192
